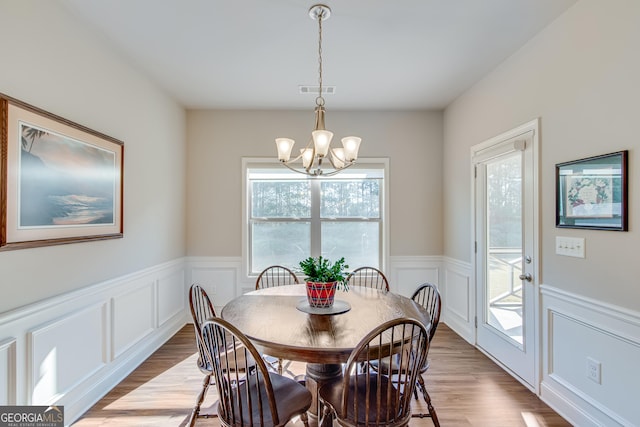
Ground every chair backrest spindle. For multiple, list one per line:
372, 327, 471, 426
411, 283, 441, 341
345, 266, 390, 292
323, 318, 429, 426
256, 265, 300, 290
189, 284, 216, 373
201, 317, 279, 426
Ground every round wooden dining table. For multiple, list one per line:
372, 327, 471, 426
221, 284, 430, 424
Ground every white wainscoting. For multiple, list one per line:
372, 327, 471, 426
541, 285, 640, 427
184, 256, 446, 310
0, 338, 16, 405
442, 257, 474, 344
112, 283, 155, 360
0, 258, 187, 425
7, 254, 633, 427
182, 257, 640, 427
184, 256, 472, 332
186, 257, 246, 313
387, 256, 440, 297
29, 303, 107, 405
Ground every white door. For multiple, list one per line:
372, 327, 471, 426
472, 119, 539, 389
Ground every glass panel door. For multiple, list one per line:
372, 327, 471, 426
486, 153, 523, 346
473, 120, 538, 389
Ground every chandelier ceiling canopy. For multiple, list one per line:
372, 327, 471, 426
275, 4, 362, 177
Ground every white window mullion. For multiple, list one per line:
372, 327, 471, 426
310, 179, 321, 257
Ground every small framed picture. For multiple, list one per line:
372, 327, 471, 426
1, 93, 124, 250
556, 151, 627, 231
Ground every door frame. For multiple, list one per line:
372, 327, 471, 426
470, 118, 541, 393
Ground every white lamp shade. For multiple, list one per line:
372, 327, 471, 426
341, 136, 361, 161
301, 148, 314, 168
331, 148, 346, 169
312, 130, 333, 157
275, 138, 295, 161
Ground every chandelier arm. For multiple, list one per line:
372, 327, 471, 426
318, 162, 355, 177
283, 151, 305, 164
280, 161, 321, 177
281, 158, 355, 178
328, 152, 349, 169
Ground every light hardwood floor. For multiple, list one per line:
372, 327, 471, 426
73, 323, 570, 426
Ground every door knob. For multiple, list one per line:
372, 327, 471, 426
519, 273, 532, 282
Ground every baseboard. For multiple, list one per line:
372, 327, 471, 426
541, 381, 604, 427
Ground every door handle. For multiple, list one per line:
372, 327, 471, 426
519, 273, 532, 282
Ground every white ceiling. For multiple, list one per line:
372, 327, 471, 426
60, 0, 577, 110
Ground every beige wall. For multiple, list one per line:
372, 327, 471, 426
186, 109, 443, 258
0, 1, 187, 313
443, 0, 640, 309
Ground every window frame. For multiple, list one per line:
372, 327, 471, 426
242, 158, 389, 279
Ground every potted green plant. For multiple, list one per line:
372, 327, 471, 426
299, 256, 349, 308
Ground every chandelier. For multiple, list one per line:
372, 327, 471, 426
275, 4, 362, 177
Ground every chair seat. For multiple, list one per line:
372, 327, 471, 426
319, 373, 410, 426
199, 345, 257, 374
223, 372, 312, 427
369, 356, 431, 375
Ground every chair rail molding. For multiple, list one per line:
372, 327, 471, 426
0, 258, 188, 424
541, 284, 640, 427
11, 255, 635, 426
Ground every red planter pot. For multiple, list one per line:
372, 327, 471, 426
306, 281, 337, 308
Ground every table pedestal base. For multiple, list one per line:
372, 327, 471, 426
305, 363, 342, 426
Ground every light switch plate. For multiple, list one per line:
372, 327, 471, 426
556, 236, 585, 258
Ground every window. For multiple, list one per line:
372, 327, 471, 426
245, 161, 386, 275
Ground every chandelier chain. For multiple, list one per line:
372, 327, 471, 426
316, 10, 324, 107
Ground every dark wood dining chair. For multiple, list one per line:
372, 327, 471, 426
255, 265, 299, 376
410, 282, 441, 425
345, 266, 390, 291
255, 265, 300, 290
188, 284, 218, 426
318, 318, 429, 427
200, 317, 312, 427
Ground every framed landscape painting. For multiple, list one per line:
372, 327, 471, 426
1, 93, 123, 250
556, 150, 627, 231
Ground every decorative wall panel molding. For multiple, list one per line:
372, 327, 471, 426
158, 268, 186, 327
186, 257, 243, 312
0, 338, 16, 405
442, 257, 474, 343
111, 284, 154, 360
184, 256, 446, 308
541, 285, 640, 427
388, 256, 440, 297
0, 258, 187, 424
29, 304, 106, 404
